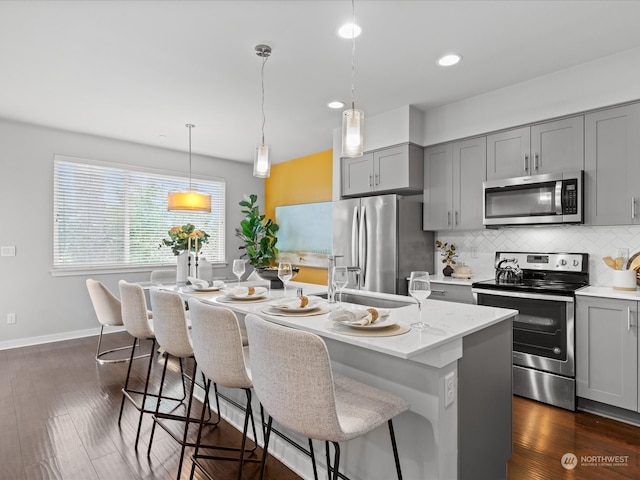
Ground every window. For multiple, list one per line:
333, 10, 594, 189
53, 155, 225, 271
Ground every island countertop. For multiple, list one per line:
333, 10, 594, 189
190, 281, 516, 368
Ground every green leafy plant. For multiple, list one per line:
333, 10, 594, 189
435, 240, 458, 266
159, 224, 209, 256
235, 194, 279, 268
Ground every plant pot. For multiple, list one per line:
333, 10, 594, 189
255, 267, 299, 289
442, 265, 454, 277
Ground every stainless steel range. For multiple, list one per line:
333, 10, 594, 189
472, 252, 589, 411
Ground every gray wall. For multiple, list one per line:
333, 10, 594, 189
0, 118, 263, 348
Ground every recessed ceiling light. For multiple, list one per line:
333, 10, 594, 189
327, 100, 346, 109
437, 53, 462, 67
337, 23, 362, 39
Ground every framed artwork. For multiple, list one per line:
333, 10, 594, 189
275, 201, 332, 268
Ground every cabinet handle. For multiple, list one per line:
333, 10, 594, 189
632, 197, 637, 219
454, 210, 459, 226
628, 307, 635, 330
447, 211, 452, 227
524, 154, 529, 173
431, 289, 446, 295
375, 173, 379, 186
369, 174, 373, 187
534, 153, 539, 172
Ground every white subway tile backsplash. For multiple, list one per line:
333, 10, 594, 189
434, 225, 640, 286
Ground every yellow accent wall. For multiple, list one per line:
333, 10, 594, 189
265, 150, 332, 285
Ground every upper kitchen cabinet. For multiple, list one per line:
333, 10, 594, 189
423, 136, 486, 231
486, 116, 584, 180
585, 103, 640, 225
341, 144, 424, 197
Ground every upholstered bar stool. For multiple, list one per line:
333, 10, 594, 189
244, 314, 410, 480
118, 280, 188, 450
187, 298, 261, 480
147, 288, 217, 480
86, 279, 142, 364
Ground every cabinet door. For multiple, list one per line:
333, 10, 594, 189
486, 126, 531, 180
585, 104, 640, 225
576, 297, 638, 410
453, 137, 486, 230
342, 153, 374, 196
423, 144, 453, 230
374, 144, 424, 192
531, 116, 584, 175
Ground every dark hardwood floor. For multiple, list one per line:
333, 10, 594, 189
2, 331, 640, 479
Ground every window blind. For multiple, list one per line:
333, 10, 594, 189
53, 155, 225, 269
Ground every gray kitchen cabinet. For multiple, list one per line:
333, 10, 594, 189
585, 103, 640, 225
486, 116, 584, 180
341, 143, 423, 197
423, 137, 485, 230
576, 296, 638, 411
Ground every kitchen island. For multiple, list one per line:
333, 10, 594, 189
182, 281, 515, 480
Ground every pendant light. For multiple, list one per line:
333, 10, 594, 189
254, 44, 272, 178
341, 0, 364, 158
167, 124, 212, 212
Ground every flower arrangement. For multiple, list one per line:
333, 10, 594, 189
435, 240, 458, 266
159, 224, 209, 256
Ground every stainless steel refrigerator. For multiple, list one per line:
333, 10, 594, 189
332, 194, 434, 295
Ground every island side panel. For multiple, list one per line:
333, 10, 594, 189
459, 317, 513, 480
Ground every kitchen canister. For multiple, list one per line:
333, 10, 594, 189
612, 269, 637, 291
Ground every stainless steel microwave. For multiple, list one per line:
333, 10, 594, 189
483, 171, 584, 226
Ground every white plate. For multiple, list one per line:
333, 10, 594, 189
269, 303, 321, 313
190, 285, 222, 292
337, 316, 398, 330
227, 293, 267, 300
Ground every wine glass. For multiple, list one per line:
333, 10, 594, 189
332, 266, 349, 306
232, 259, 245, 284
278, 262, 293, 296
409, 271, 431, 329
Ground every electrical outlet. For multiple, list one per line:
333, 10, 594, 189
616, 248, 629, 260
7, 313, 16, 325
445, 371, 456, 407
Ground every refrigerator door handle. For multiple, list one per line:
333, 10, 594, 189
359, 205, 367, 286
351, 206, 359, 277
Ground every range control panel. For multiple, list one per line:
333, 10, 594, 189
494, 252, 587, 273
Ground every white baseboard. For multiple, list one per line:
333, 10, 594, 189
0, 325, 126, 351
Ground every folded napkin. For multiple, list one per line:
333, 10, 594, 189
188, 277, 225, 289
271, 296, 320, 309
223, 286, 268, 298
328, 307, 390, 326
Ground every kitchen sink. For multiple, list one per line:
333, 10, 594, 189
312, 292, 413, 309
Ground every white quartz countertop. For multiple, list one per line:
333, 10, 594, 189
183, 281, 516, 365
576, 285, 640, 301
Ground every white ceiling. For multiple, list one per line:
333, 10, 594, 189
2, 0, 640, 165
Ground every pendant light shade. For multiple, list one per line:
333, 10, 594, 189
254, 143, 270, 178
341, 0, 364, 158
254, 44, 272, 178
341, 108, 364, 157
168, 124, 211, 212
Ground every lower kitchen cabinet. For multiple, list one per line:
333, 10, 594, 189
576, 296, 638, 410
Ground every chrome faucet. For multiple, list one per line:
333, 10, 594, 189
327, 255, 361, 304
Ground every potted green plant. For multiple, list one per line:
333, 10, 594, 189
436, 240, 458, 276
235, 194, 297, 287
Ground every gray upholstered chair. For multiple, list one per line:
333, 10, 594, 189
147, 288, 216, 480
244, 314, 410, 480
118, 280, 177, 450
86, 279, 136, 364
150, 268, 176, 285
187, 298, 261, 480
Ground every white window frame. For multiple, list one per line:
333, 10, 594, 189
52, 155, 225, 276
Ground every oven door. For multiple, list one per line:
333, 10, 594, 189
474, 289, 574, 377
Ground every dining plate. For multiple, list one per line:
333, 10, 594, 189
227, 293, 267, 300
336, 316, 399, 330
268, 302, 321, 313
190, 285, 222, 292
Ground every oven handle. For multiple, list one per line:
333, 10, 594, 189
472, 288, 574, 303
